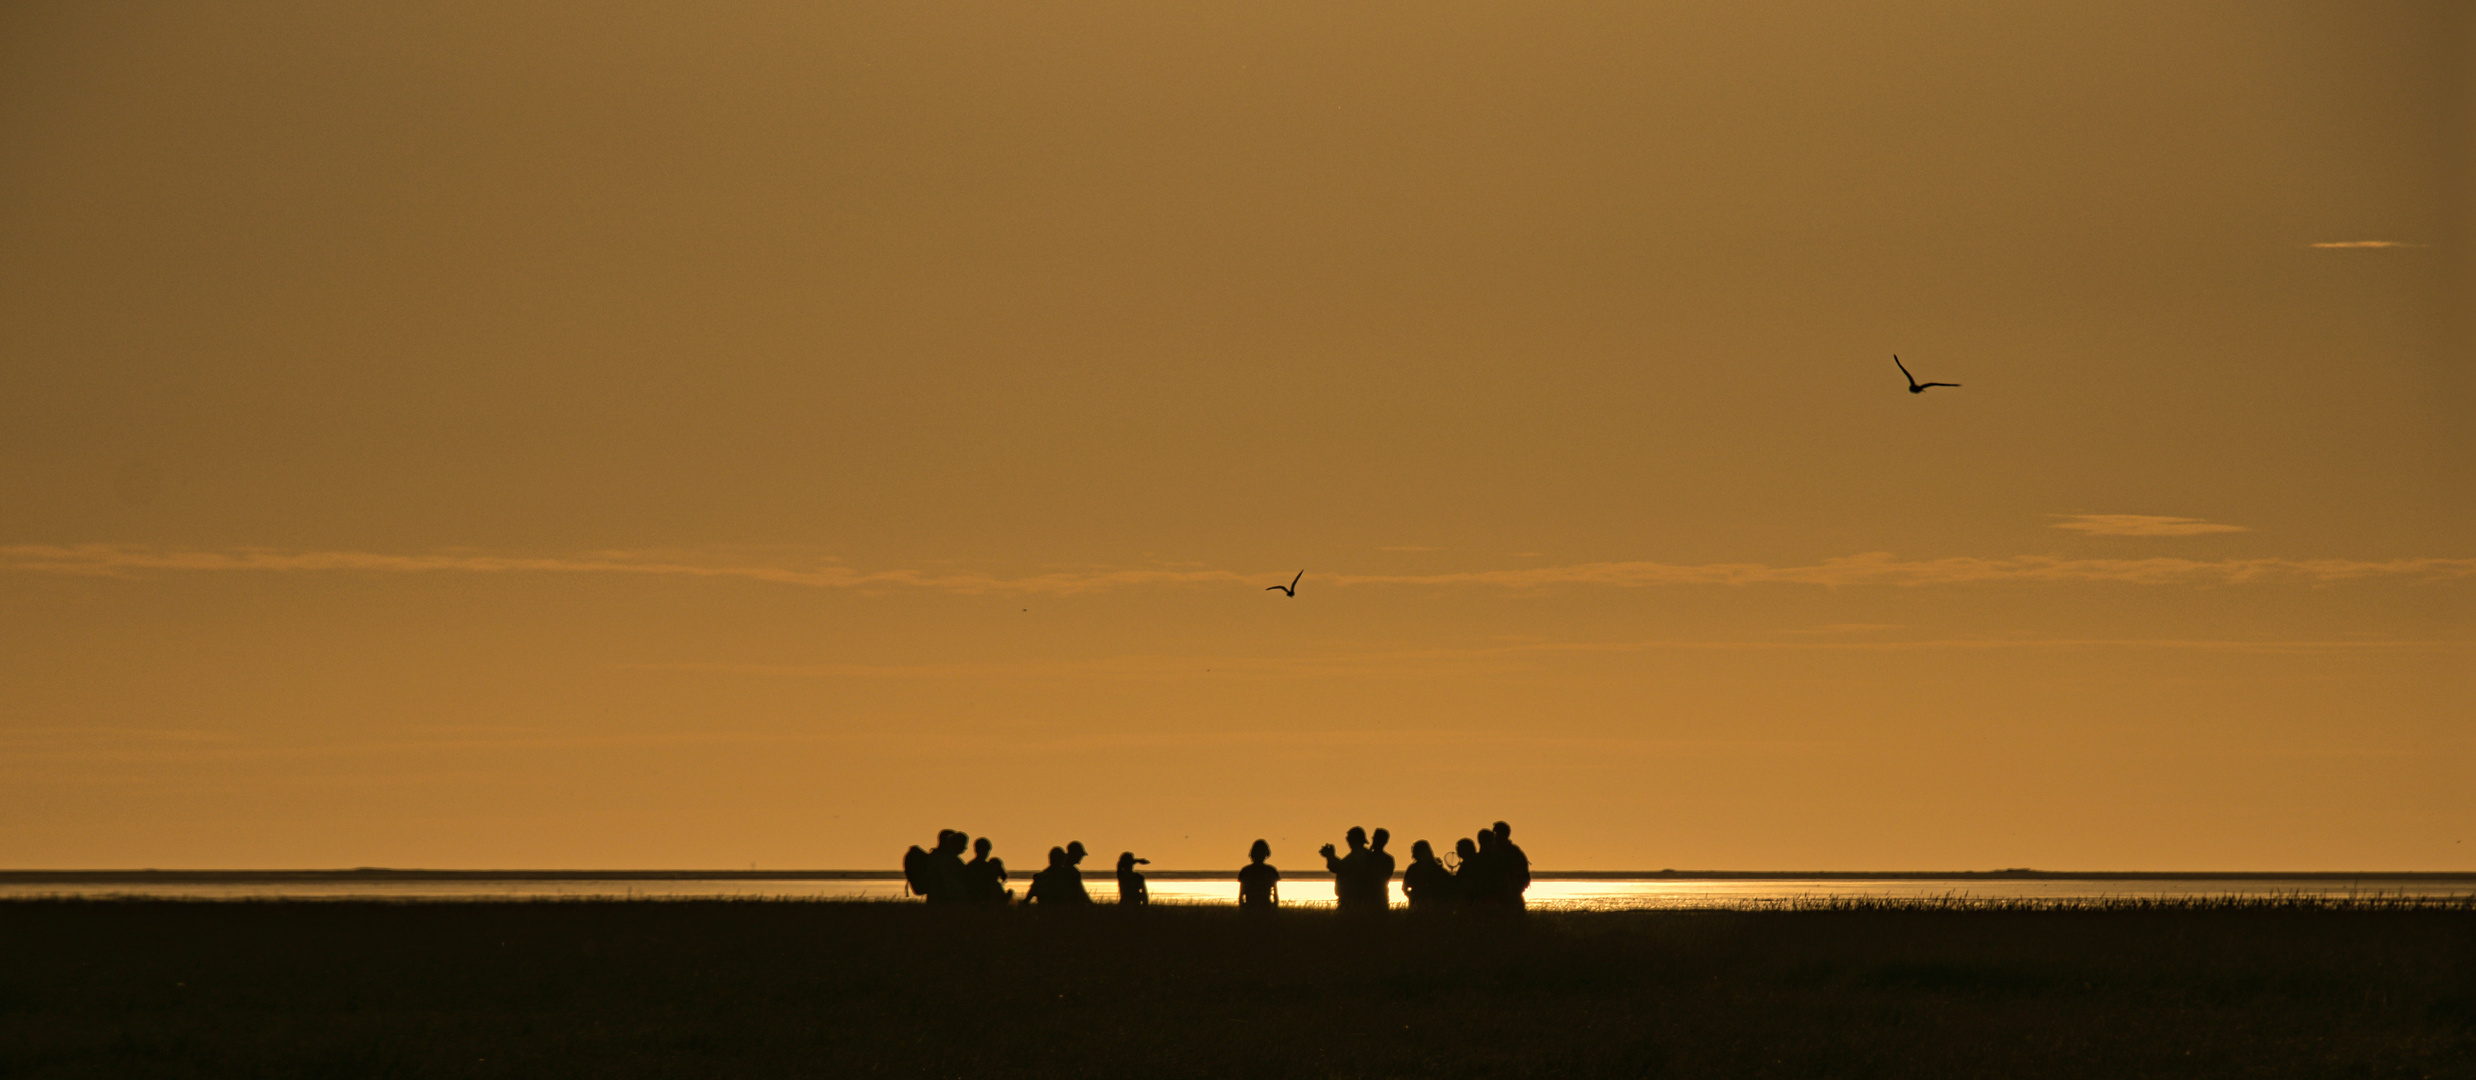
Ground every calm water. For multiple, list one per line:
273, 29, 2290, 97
5, 876, 2466, 910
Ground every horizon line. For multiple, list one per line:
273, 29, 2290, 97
7, 869, 2472, 882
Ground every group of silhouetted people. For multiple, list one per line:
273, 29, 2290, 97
904, 820, 1530, 911
1328, 820, 1531, 912
900, 829, 1016, 904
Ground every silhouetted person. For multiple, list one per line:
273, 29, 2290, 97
1024, 845, 1092, 906
1238, 839, 1280, 910
903, 829, 972, 903
1367, 827, 1397, 910
965, 836, 1011, 904
1492, 821, 1531, 908
1321, 826, 1377, 913
1895, 355, 1959, 393
1116, 852, 1150, 906
1456, 833, 1496, 907
1402, 839, 1453, 910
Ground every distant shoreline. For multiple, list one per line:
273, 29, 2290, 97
5, 869, 2472, 884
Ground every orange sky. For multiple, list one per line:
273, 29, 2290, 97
2, 2, 2469, 870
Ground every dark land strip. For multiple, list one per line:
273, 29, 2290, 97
8, 868, 2474, 884
3, 898, 2470, 1079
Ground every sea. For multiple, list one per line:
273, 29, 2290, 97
4, 872, 2468, 910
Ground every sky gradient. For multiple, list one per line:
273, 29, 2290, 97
2, 1, 2469, 870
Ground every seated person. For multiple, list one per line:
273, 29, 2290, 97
964, 836, 1011, 903
1024, 846, 1092, 906
1116, 852, 1150, 905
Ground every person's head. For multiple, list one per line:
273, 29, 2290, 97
1249, 839, 1271, 864
1117, 851, 1146, 872
1345, 826, 1368, 850
1455, 837, 1479, 860
1493, 821, 1512, 841
1477, 828, 1499, 851
1065, 841, 1088, 864
1370, 827, 1390, 852
939, 829, 967, 854
973, 836, 992, 858
1411, 839, 1435, 863
1047, 846, 1069, 868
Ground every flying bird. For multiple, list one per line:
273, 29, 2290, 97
1266, 570, 1302, 597
1895, 355, 1959, 394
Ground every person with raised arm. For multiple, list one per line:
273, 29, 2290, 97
1115, 851, 1150, 906
1321, 826, 1385, 913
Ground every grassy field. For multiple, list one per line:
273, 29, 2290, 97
3, 898, 2470, 1078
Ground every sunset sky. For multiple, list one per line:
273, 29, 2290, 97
2, 2, 2468, 871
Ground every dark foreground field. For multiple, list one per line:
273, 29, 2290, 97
4, 899, 2471, 1079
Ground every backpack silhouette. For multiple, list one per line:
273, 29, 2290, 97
902, 844, 935, 898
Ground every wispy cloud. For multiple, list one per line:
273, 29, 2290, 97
2307, 241, 2427, 249
4, 544, 2469, 595
625, 637, 2476, 683
0, 544, 1244, 595
1326, 554, 2469, 587
2050, 514, 2247, 537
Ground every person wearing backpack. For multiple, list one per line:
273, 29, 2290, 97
902, 829, 971, 903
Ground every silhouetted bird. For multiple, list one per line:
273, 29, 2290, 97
1267, 570, 1302, 597
1895, 355, 1959, 394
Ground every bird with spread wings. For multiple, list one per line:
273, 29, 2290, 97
1895, 355, 1960, 394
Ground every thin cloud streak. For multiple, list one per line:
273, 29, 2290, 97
1326, 554, 2473, 588
0, 544, 1243, 595
2307, 240, 2426, 248
4, 544, 2471, 595
626, 637, 2475, 683
2051, 514, 2248, 537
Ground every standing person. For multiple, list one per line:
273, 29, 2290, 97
1491, 821, 1532, 909
964, 836, 1011, 904
1402, 839, 1453, 910
1238, 839, 1280, 910
1115, 852, 1150, 906
1319, 826, 1374, 913
1024, 846, 1092, 906
1452, 835, 1492, 908
1367, 828, 1398, 911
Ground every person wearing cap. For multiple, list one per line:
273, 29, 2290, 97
1115, 851, 1150, 905
1024, 845, 1092, 906
1060, 841, 1094, 903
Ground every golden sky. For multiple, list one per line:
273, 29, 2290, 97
2, 2, 2468, 870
